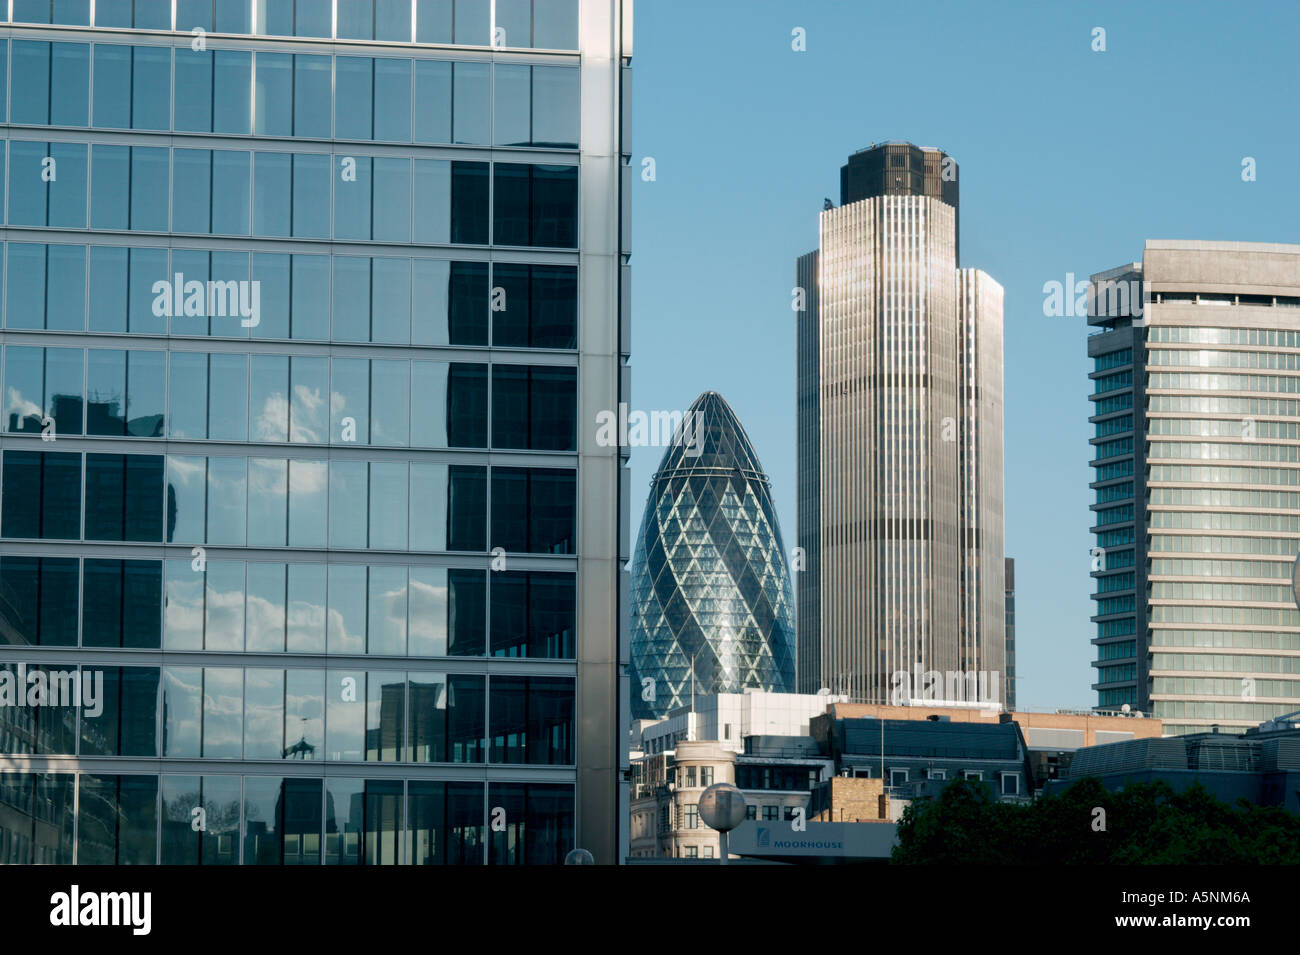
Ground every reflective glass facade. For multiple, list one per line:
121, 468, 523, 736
628, 392, 796, 720
1088, 241, 1300, 734
0, 0, 631, 863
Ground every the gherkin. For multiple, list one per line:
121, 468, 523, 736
629, 392, 796, 720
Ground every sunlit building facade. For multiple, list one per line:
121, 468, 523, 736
628, 392, 796, 720
796, 143, 1005, 706
1089, 240, 1300, 734
0, 0, 631, 864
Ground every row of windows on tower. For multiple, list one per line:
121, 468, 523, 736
3, 246, 577, 348
6, 143, 578, 248
7, 41, 579, 148
0, 774, 575, 866
0, 666, 575, 764
4, 348, 576, 450
1, 451, 577, 553
7, 0, 580, 50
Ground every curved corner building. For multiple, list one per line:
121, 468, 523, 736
629, 392, 796, 720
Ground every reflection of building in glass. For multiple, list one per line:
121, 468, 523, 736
0, 0, 629, 865
629, 392, 796, 720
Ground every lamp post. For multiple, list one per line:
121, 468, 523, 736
698, 782, 747, 865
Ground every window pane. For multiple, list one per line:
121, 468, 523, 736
371, 257, 411, 344
288, 460, 327, 548
244, 668, 285, 757
284, 669, 324, 760
533, 0, 578, 49
87, 349, 126, 436
376, 0, 410, 40
246, 564, 287, 653
369, 461, 408, 549
451, 161, 489, 244
533, 165, 579, 247
290, 356, 328, 443
252, 252, 291, 339
413, 60, 451, 144
453, 0, 489, 45
202, 668, 244, 758
51, 42, 91, 126
368, 568, 407, 655
452, 62, 489, 145
132, 46, 171, 130
208, 353, 249, 441
213, 50, 252, 134
493, 64, 530, 146
408, 463, 447, 550
449, 465, 486, 551
212, 150, 252, 235
532, 265, 578, 348
127, 350, 166, 438
373, 157, 411, 242
9, 141, 49, 227
367, 671, 405, 760
337, 0, 374, 39
4, 346, 45, 432
286, 562, 326, 651
408, 567, 447, 656
493, 163, 529, 247
250, 354, 288, 442
495, 0, 529, 48
163, 666, 203, 756
413, 159, 450, 243
411, 259, 451, 345
449, 569, 485, 655
128, 248, 168, 334
204, 560, 246, 650
533, 66, 579, 148
175, 49, 214, 132
326, 666, 365, 757
93, 45, 131, 128
332, 259, 371, 343
324, 777, 364, 864
132, 0, 172, 29
334, 157, 373, 241
166, 455, 207, 544
11, 42, 50, 125
173, 149, 213, 234
293, 54, 331, 137
253, 152, 292, 236
292, 154, 331, 238
450, 261, 489, 344
370, 359, 409, 446
206, 455, 247, 546
295, 0, 331, 37
254, 53, 292, 135
46, 346, 84, 436
47, 142, 88, 229
335, 57, 374, 141
291, 254, 330, 339
374, 57, 412, 141
248, 457, 288, 546
329, 461, 368, 548
130, 147, 170, 231
415, 0, 452, 43
43, 245, 86, 333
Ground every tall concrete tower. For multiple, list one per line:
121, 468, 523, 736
796, 142, 1004, 707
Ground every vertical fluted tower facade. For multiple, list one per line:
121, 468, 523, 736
797, 143, 1004, 705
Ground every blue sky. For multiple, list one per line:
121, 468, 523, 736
627, 0, 1300, 710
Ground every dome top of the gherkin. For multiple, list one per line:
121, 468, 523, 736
650, 391, 769, 486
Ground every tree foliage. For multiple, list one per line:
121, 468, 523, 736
891, 776, 1300, 864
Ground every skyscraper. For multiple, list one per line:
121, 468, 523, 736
796, 142, 1004, 706
628, 392, 796, 720
0, 0, 631, 864
1088, 240, 1300, 734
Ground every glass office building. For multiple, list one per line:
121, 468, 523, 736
628, 391, 796, 720
0, 0, 631, 864
1088, 240, 1300, 734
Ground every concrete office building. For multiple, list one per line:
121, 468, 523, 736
1088, 241, 1300, 735
0, 0, 632, 865
796, 142, 1005, 706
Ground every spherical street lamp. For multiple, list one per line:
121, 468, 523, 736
564, 848, 595, 865
698, 782, 747, 865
